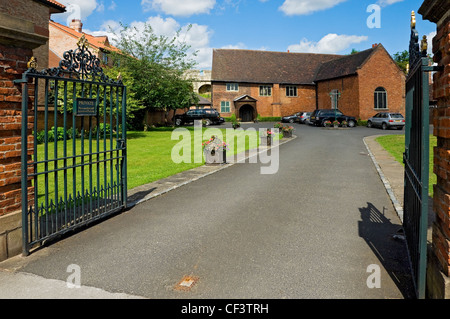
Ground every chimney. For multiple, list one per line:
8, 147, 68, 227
70, 19, 83, 33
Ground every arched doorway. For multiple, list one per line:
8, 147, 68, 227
239, 104, 254, 122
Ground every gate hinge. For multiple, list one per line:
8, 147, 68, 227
423, 65, 444, 72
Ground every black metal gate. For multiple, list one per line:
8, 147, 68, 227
403, 13, 435, 299
15, 36, 127, 255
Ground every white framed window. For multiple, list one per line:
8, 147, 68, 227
374, 87, 388, 109
226, 83, 239, 92
286, 86, 297, 97
259, 85, 272, 97
330, 89, 340, 109
220, 101, 231, 113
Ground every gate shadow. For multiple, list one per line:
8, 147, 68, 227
358, 202, 416, 299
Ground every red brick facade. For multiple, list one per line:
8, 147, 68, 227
430, 5, 450, 275
212, 46, 405, 121
0, 0, 64, 261
419, 0, 450, 299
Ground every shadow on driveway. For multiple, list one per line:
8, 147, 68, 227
358, 202, 416, 299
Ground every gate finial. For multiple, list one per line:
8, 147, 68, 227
77, 34, 89, 50
411, 11, 416, 29
27, 56, 37, 69
421, 35, 428, 55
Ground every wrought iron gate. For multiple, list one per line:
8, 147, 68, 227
15, 36, 127, 255
403, 12, 435, 299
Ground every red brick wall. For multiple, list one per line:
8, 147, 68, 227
212, 81, 316, 118
357, 47, 406, 120
316, 75, 359, 118
431, 14, 450, 277
0, 44, 34, 217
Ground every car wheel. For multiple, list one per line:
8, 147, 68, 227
322, 120, 328, 127
289, 119, 294, 123
175, 118, 182, 126
367, 121, 372, 128
382, 122, 388, 130
204, 119, 211, 126
347, 120, 356, 128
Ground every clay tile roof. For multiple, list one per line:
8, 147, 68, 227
212, 49, 342, 85
314, 47, 377, 82
49, 20, 121, 54
34, 0, 66, 12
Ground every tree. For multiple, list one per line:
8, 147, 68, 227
108, 22, 199, 128
393, 50, 409, 74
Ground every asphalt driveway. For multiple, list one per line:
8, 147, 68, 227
0, 123, 414, 299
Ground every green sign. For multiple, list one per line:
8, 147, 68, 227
76, 98, 97, 116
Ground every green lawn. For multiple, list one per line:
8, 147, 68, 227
34, 127, 274, 204
375, 134, 437, 196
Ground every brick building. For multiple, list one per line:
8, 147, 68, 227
48, 19, 120, 68
0, 0, 65, 261
211, 44, 405, 121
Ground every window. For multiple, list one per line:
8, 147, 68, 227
259, 85, 272, 97
330, 89, 340, 109
286, 86, 297, 97
374, 87, 388, 109
102, 52, 108, 65
220, 101, 231, 113
226, 83, 239, 92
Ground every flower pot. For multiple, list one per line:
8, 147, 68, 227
282, 130, 292, 138
260, 135, 272, 146
204, 148, 226, 164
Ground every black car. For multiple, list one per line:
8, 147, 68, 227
309, 109, 357, 127
281, 112, 301, 123
174, 109, 224, 126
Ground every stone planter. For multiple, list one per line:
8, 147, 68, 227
204, 148, 226, 164
282, 130, 292, 138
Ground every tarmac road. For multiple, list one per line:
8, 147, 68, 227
0, 122, 415, 299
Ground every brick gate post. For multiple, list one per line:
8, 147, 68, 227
419, 0, 450, 298
0, 0, 64, 261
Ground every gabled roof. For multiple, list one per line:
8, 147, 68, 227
314, 46, 377, 82
212, 49, 341, 85
49, 20, 121, 53
234, 94, 257, 102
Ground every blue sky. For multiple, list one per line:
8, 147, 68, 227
51, 0, 436, 69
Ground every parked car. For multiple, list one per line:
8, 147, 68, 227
299, 112, 311, 124
174, 109, 224, 126
309, 109, 357, 127
367, 112, 405, 130
281, 113, 301, 123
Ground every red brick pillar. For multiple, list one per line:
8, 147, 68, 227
0, 44, 36, 261
0, 0, 56, 260
419, 0, 450, 298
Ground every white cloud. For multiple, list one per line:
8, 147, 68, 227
376, 0, 403, 7
279, 0, 347, 16
56, 0, 98, 24
288, 33, 368, 54
141, 0, 216, 17
87, 16, 214, 69
221, 42, 247, 50
426, 31, 436, 56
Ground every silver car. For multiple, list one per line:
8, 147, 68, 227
367, 112, 405, 130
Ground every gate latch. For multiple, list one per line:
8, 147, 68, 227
117, 139, 126, 149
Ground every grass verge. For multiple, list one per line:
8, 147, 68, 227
375, 134, 437, 196
34, 126, 278, 203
